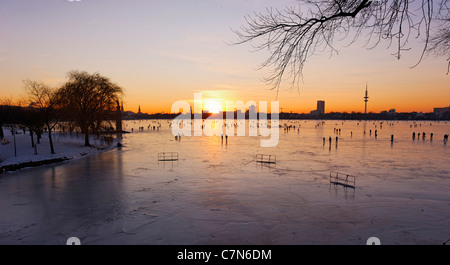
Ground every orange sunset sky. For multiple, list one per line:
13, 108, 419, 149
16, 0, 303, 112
0, 0, 448, 114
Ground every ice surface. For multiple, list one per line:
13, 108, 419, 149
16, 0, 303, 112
0, 120, 449, 245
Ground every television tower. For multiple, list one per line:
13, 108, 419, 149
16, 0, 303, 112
364, 83, 369, 114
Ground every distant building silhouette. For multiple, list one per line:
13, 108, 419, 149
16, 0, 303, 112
434, 106, 450, 113
434, 106, 450, 119
309, 100, 325, 117
317, 100, 325, 115
380, 108, 396, 117
249, 105, 257, 115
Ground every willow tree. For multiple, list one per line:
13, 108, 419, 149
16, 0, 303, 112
233, 0, 449, 92
59, 71, 123, 146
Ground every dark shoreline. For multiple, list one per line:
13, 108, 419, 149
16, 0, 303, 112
0, 157, 71, 175
0, 145, 114, 175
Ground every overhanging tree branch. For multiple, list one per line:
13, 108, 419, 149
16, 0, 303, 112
232, 0, 449, 93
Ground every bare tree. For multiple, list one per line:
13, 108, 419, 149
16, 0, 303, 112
428, 20, 450, 73
233, 0, 449, 92
20, 106, 44, 150
59, 71, 123, 146
24, 80, 60, 154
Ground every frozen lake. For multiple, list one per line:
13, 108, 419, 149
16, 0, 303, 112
0, 119, 449, 245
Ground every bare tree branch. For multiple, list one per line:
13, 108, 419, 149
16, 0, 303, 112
232, 0, 449, 93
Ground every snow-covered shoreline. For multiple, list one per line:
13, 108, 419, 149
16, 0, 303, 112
0, 128, 117, 173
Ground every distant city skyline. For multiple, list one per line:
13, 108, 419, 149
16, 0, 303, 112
0, 1, 448, 114
126, 102, 449, 115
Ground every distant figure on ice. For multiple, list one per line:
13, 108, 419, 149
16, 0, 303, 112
412, 132, 416, 140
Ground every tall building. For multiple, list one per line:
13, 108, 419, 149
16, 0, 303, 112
364, 83, 369, 114
434, 106, 450, 113
317, 100, 325, 115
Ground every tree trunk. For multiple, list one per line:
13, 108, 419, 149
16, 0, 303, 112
47, 124, 55, 154
80, 122, 91, 146
84, 131, 90, 146
29, 127, 35, 148
0, 123, 4, 139
36, 130, 41, 144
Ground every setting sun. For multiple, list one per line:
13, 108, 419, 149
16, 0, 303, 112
204, 99, 223, 114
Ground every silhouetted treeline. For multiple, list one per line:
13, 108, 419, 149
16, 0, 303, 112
0, 104, 120, 145
0, 105, 50, 147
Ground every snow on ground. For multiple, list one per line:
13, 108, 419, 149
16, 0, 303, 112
0, 127, 117, 168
